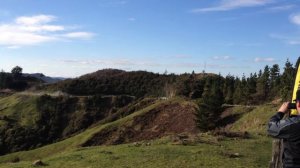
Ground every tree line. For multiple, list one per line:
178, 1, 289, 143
194, 58, 299, 131
0, 66, 39, 91
53, 58, 300, 131
1, 58, 299, 133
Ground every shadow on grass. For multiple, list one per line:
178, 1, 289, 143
217, 113, 244, 128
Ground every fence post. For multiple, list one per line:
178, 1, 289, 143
269, 139, 283, 168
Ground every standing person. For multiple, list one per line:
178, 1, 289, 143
268, 99, 300, 168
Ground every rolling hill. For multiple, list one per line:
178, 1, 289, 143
0, 94, 277, 167
0, 68, 287, 167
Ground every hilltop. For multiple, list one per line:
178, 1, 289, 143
23, 73, 66, 84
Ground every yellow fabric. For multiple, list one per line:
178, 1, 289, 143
291, 64, 300, 115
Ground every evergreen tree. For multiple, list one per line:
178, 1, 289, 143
256, 65, 270, 101
258, 69, 262, 78
192, 70, 195, 76
247, 73, 257, 95
195, 80, 224, 132
233, 78, 243, 104
0, 70, 12, 89
280, 59, 295, 100
241, 74, 251, 104
0, 70, 7, 89
270, 64, 281, 97
223, 74, 235, 104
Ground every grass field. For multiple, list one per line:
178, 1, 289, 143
0, 135, 272, 168
0, 95, 278, 168
0, 94, 39, 127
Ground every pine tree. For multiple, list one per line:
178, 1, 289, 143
233, 78, 243, 104
280, 59, 295, 100
258, 69, 262, 78
247, 73, 257, 95
223, 74, 235, 104
0, 70, 12, 89
256, 65, 270, 101
270, 64, 281, 97
240, 74, 250, 104
0, 70, 7, 89
196, 79, 224, 132
192, 70, 195, 76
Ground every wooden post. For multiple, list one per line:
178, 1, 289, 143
269, 139, 283, 168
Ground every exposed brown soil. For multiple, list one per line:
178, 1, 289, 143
82, 101, 199, 146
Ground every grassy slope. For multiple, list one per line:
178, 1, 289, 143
0, 99, 278, 168
0, 94, 38, 127
229, 104, 277, 135
0, 97, 170, 163
1, 137, 272, 168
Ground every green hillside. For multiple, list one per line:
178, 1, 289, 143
0, 137, 272, 168
0, 97, 176, 162
0, 94, 39, 127
0, 96, 277, 168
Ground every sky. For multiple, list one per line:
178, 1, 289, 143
0, 0, 300, 77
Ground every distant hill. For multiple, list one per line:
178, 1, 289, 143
53, 68, 218, 99
80, 69, 127, 79
55, 69, 177, 97
23, 73, 67, 84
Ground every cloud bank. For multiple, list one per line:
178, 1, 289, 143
0, 14, 94, 48
191, 0, 273, 13
212, 56, 232, 60
290, 13, 300, 25
254, 57, 276, 63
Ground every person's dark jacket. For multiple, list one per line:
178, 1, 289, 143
268, 112, 300, 168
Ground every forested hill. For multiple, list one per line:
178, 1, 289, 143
0, 58, 298, 157
52, 58, 298, 105
53, 69, 208, 98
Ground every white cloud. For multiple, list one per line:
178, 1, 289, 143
21, 25, 65, 32
267, 4, 296, 11
213, 56, 232, 60
270, 33, 300, 45
167, 55, 192, 59
0, 14, 94, 48
0, 31, 56, 46
191, 0, 273, 13
270, 13, 300, 45
60, 58, 248, 71
61, 59, 160, 67
254, 57, 276, 62
269, 33, 291, 40
6, 45, 20, 49
99, 0, 128, 7
290, 13, 300, 25
16, 15, 56, 25
63, 32, 94, 39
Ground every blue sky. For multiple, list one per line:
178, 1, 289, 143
0, 0, 300, 77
